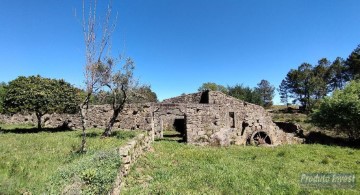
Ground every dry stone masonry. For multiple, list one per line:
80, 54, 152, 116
110, 131, 153, 195
0, 91, 304, 146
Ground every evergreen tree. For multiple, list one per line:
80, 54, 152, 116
278, 79, 289, 107
345, 45, 360, 80
255, 79, 275, 107
312, 58, 331, 100
328, 57, 347, 90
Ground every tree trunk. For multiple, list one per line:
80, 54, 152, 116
35, 112, 42, 130
102, 87, 127, 138
102, 107, 121, 137
79, 94, 91, 153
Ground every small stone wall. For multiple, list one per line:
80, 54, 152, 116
110, 131, 153, 195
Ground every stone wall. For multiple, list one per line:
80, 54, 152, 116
159, 91, 304, 146
162, 91, 204, 104
0, 91, 304, 146
0, 104, 154, 131
110, 131, 153, 195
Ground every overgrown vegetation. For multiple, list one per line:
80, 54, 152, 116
311, 80, 360, 140
123, 138, 360, 194
0, 124, 137, 194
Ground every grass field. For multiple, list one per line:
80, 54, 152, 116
123, 131, 360, 195
0, 124, 137, 194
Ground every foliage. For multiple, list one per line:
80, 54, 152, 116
130, 85, 158, 103
76, 88, 95, 104
278, 79, 289, 107
279, 44, 360, 111
311, 80, 360, 140
3, 75, 79, 129
123, 139, 360, 194
328, 57, 347, 91
0, 125, 137, 194
284, 63, 315, 110
198, 82, 228, 94
0, 82, 6, 113
92, 85, 158, 105
345, 45, 360, 80
101, 57, 138, 137
255, 79, 275, 107
281, 59, 338, 111
312, 58, 331, 99
227, 84, 263, 105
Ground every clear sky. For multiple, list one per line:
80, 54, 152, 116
1, 0, 359, 103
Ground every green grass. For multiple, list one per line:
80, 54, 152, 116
0, 124, 138, 194
123, 138, 360, 194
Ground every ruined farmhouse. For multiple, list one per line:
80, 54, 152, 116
0, 91, 303, 146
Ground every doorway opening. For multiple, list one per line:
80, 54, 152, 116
162, 116, 187, 143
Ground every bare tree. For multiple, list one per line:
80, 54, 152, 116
79, 0, 116, 152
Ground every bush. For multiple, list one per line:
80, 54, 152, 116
311, 80, 360, 140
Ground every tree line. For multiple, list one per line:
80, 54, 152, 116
278, 44, 360, 140
278, 45, 360, 111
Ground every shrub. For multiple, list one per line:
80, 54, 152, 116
311, 80, 360, 140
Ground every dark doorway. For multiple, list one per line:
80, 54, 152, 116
162, 117, 186, 143
200, 90, 209, 103
174, 118, 185, 135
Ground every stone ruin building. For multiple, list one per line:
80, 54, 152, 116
0, 91, 304, 146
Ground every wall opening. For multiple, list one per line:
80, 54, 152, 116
174, 118, 185, 135
161, 116, 187, 142
241, 122, 248, 136
200, 90, 209, 104
229, 112, 235, 128
247, 131, 272, 145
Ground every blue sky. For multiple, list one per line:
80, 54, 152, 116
1, 0, 359, 103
